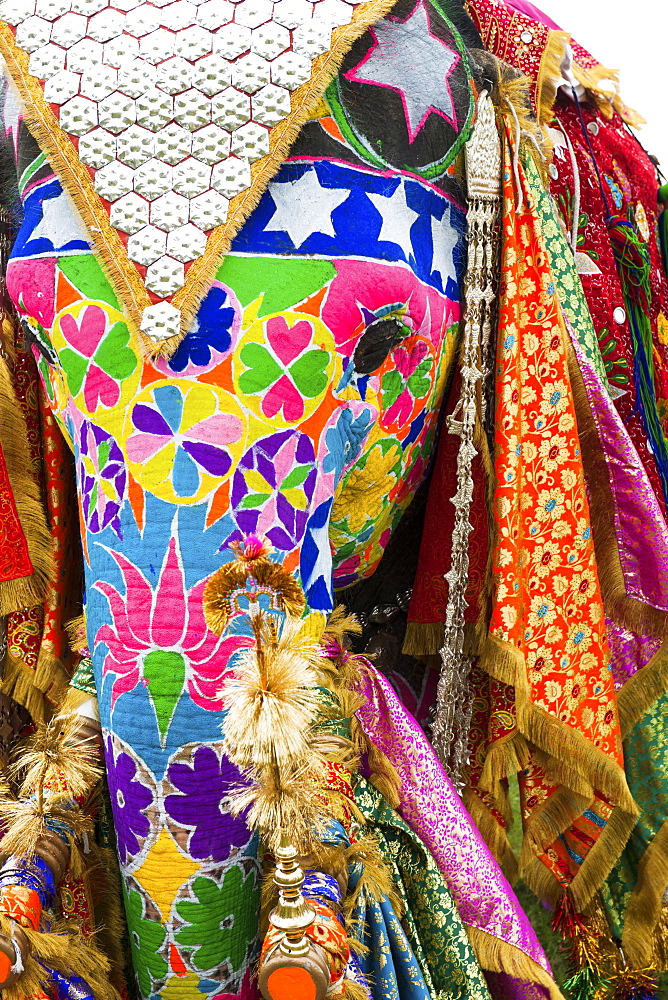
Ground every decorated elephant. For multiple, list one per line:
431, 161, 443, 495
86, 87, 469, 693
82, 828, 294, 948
0, 0, 667, 996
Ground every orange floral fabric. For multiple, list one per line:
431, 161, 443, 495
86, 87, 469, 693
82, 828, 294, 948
486, 124, 628, 893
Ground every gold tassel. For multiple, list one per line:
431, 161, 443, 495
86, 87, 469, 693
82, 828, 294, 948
0, 914, 120, 1000
342, 981, 371, 1000
0, 715, 101, 863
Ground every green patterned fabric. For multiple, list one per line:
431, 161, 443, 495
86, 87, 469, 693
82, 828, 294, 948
69, 655, 97, 696
523, 153, 613, 394
601, 687, 668, 937
354, 777, 492, 1000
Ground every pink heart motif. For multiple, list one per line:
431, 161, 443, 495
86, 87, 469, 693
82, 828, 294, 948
265, 316, 313, 366
262, 374, 305, 422
60, 304, 107, 357
83, 364, 121, 412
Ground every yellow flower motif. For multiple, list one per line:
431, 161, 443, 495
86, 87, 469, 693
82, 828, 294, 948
528, 594, 556, 627
523, 333, 540, 354
531, 540, 559, 578
551, 520, 570, 539
574, 517, 592, 547
572, 569, 596, 606
538, 435, 568, 472
582, 706, 595, 729
560, 468, 577, 491
540, 380, 569, 415
557, 412, 575, 432
566, 622, 592, 655
541, 328, 563, 362
332, 443, 399, 534
536, 488, 565, 521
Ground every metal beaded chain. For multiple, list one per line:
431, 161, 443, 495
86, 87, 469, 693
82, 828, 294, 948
431, 90, 501, 787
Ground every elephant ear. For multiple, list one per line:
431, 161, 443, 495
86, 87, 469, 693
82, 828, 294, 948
322, 0, 478, 189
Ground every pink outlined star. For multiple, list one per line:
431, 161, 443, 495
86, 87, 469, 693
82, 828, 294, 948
345, 1, 461, 144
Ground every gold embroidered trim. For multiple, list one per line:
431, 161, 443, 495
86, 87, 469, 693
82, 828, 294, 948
0, 0, 400, 358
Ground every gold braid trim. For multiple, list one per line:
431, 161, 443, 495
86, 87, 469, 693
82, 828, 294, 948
479, 631, 638, 910
0, 0, 401, 357
0, 320, 53, 616
465, 926, 566, 1000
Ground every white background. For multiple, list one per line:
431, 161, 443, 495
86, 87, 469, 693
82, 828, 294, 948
535, 0, 667, 182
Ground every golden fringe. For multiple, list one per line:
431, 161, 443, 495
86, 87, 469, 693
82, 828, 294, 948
401, 621, 480, 660
0, 336, 53, 615
571, 63, 646, 127
343, 981, 371, 1000
466, 926, 566, 1000
535, 30, 570, 126
58, 683, 95, 717
350, 717, 401, 810
610, 645, 668, 967
0, 0, 402, 357
0, 652, 51, 722
462, 788, 518, 883
0, 23, 149, 349
221, 615, 322, 769
319, 604, 363, 644
0, 913, 120, 1000
1, 649, 71, 724
618, 819, 668, 968
495, 70, 551, 169
479, 632, 638, 909
402, 621, 445, 658
64, 613, 88, 655
0, 715, 101, 863
11, 714, 100, 798
567, 339, 668, 639
342, 835, 403, 922
260, 834, 400, 930
482, 634, 636, 814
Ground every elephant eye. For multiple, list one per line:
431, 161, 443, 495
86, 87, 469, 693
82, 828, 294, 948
352, 316, 407, 374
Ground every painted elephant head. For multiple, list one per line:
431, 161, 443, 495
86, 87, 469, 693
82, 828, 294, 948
0, 0, 485, 993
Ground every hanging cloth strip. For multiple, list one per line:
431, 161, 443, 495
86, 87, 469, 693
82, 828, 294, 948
475, 116, 636, 914
1, 314, 81, 721
354, 659, 560, 1000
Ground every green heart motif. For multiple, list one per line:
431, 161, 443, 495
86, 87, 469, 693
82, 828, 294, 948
238, 342, 282, 395
60, 347, 89, 397
94, 321, 138, 381
289, 349, 330, 399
